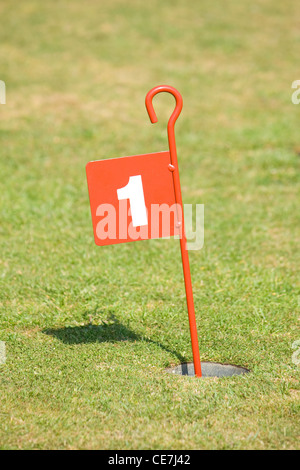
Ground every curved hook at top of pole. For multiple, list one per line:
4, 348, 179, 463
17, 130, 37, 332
145, 85, 183, 129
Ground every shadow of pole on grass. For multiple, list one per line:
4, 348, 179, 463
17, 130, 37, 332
43, 314, 185, 363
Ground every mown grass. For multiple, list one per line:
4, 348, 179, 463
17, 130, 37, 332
0, 0, 299, 449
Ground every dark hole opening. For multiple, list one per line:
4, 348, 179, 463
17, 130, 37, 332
166, 361, 250, 378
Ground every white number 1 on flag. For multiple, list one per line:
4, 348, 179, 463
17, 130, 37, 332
117, 175, 148, 227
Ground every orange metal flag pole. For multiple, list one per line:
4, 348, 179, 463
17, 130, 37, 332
145, 85, 202, 377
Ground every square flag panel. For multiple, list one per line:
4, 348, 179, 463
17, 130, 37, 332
86, 151, 180, 246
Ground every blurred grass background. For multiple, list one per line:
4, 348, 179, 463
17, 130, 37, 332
0, 0, 299, 449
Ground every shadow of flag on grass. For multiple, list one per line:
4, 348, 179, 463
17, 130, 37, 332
43, 315, 185, 362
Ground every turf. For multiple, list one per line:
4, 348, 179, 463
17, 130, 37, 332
0, 0, 299, 449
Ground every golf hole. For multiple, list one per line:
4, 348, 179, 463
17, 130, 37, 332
166, 361, 250, 378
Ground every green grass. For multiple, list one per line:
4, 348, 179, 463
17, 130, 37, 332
0, 0, 299, 449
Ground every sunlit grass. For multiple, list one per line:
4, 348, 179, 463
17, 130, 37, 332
0, 0, 299, 450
